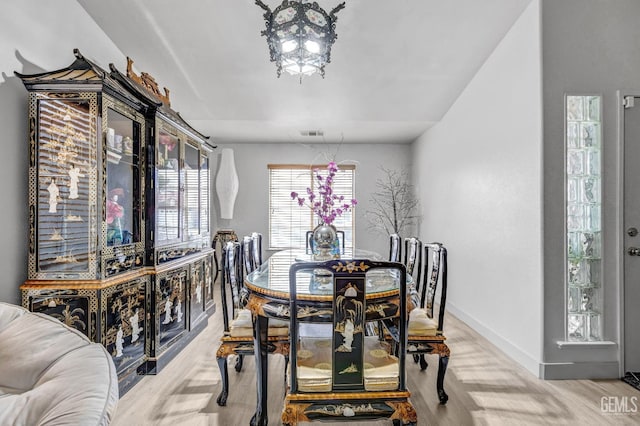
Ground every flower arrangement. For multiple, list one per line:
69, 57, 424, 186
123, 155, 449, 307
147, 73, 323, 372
290, 161, 357, 225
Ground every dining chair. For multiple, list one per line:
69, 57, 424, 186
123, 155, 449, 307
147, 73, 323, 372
283, 259, 417, 425
235, 233, 262, 373
250, 232, 263, 268
241, 235, 255, 277
389, 233, 402, 262
404, 237, 422, 285
305, 229, 346, 254
407, 242, 450, 404
381, 242, 450, 404
215, 241, 289, 406
403, 237, 423, 362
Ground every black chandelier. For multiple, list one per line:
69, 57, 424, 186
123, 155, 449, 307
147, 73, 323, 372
255, 0, 346, 80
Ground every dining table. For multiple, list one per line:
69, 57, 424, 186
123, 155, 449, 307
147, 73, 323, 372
244, 248, 411, 426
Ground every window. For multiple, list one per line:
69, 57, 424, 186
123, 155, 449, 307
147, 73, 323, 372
566, 95, 602, 341
269, 164, 355, 250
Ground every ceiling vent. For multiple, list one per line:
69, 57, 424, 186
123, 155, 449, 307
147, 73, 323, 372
300, 130, 324, 137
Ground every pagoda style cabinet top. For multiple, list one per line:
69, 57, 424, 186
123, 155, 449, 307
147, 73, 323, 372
16, 49, 216, 394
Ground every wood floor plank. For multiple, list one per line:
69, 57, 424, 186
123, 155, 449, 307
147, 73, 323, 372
112, 293, 640, 425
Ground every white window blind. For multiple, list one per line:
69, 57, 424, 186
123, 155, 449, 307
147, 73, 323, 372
268, 164, 355, 250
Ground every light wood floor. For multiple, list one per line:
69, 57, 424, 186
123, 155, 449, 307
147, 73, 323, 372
112, 295, 640, 425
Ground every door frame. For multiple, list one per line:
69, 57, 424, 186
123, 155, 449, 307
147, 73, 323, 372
617, 89, 640, 376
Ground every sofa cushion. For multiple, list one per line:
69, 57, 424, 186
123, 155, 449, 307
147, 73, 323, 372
0, 344, 118, 426
0, 310, 88, 393
0, 302, 119, 425
0, 302, 26, 333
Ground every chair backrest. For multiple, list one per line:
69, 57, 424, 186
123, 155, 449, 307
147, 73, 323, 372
251, 232, 263, 268
241, 236, 255, 276
418, 242, 448, 332
404, 237, 422, 285
288, 259, 408, 394
220, 241, 243, 333
305, 229, 346, 254
389, 233, 402, 262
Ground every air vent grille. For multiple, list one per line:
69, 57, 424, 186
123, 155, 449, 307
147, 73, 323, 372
300, 130, 324, 137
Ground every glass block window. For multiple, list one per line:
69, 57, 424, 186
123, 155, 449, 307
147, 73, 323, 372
566, 95, 602, 341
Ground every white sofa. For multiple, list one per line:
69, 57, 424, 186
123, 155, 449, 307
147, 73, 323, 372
0, 302, 119, 425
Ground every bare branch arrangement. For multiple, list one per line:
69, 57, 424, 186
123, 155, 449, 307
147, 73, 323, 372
365, 167, 420, 238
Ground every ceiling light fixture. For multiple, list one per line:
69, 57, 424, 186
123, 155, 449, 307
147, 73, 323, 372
255, 0, 346, 81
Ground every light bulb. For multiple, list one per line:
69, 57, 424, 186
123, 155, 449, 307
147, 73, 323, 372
304, 40, 320, 53
281, 40, 297, 53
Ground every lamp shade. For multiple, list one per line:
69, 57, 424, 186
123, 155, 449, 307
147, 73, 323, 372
215, 148, 239, 219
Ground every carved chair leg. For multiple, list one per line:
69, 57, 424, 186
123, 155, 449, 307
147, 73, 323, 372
234, 354, 244, 372
216, 356, 229, 406
437, 355, 449, 404
250, 411, 269, 426
419, 354, 428, 371
390, 400, 418, 425
281, 403, 298, 426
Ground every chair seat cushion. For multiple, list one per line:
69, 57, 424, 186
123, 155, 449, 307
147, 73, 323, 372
408, 308, 438, 336
295, 336, 398, 392
229, 309, 288, 337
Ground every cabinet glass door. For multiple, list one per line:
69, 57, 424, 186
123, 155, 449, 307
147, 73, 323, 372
184, 142, 200, 238
157, 128, 181, 242
106, 108, 139, 247
36, 97, 95, 273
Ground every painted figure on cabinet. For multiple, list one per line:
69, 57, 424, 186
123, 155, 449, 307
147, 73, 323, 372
115, 326, 124, 358
175, 299, 183, 323
47, 178, 59, 213
67, 164, 84, 199
163, 298, 173, 324
130, 308, 142, 343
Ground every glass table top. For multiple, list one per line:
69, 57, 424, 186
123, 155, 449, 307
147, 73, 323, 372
245, 249, 410, 300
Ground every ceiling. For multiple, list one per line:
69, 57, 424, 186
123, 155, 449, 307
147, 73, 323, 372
77, 0, 532, 144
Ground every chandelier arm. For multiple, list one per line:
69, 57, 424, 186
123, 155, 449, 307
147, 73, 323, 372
329, 2, 346, 18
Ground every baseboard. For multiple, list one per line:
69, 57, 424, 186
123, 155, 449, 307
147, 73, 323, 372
447, 302, 541, 377
539, 361, 620, 379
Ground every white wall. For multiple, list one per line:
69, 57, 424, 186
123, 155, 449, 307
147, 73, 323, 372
540, 0, 640, 378
212, 142, 413, 259
412, 0, 543, 375
0, 0, 127, 304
